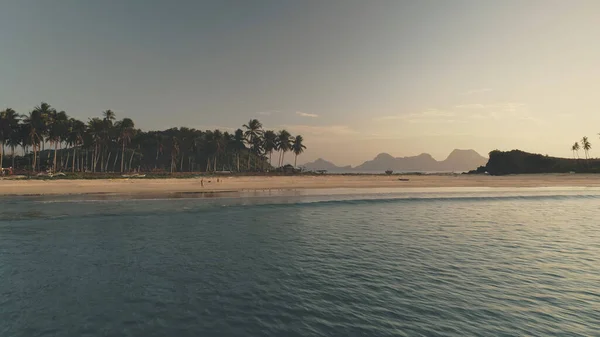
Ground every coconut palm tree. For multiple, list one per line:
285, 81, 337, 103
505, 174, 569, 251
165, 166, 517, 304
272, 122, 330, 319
67, 118, 86, 172
232, 129, 246, 171
292, 135, 306, 167
87, 117, 104, 172
276, 130, 292, 167
24, 103, 54, 171
47, 110, 69, 171
115, 118, 135, 172
582, 136, 591, 159
243, 119, 263, 170
6, 115, 22, 169
170, 136, 180, 173
572, 142, 580, 159
263, 130, 277, 167
153, 132, 164, 170
0, 108, 20, 169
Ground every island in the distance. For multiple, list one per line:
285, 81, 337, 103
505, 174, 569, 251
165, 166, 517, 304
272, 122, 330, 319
302, 149, 488, 173
472, 149, 600, 175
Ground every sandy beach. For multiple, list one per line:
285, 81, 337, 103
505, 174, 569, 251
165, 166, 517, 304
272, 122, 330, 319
2, 174, 600, 196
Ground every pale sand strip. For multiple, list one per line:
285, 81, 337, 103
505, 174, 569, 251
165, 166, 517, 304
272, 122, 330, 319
2, 174, 600, 196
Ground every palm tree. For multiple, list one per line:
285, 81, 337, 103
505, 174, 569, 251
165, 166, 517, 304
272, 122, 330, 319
87, 117, 104, 172
0, 108, 20, 169
572, 142, 580, 159
47, 110, 68, 171
212, 129, 225, 171
243, 119, 264, 170
232, 129, 245, 172
582, 136, 591, 159
263, 130, 277, 167
68, 118, 86, 172
6, 115, 22, 168
277, 130, 292, 167
170, 136, 180, 173
153, 132, 164, 170
24, 103, 54, 171
115, 118, 135, 172
292, 135, 306, 167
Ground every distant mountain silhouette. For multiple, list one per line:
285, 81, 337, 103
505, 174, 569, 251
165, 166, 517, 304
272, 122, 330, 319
301, 158, 353, 172
302, 149, 487, 172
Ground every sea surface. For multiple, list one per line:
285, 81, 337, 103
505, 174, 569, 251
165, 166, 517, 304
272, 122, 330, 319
1, 188, 600, 336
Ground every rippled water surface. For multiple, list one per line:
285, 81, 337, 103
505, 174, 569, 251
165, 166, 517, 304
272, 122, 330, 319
1, 188, 600, 336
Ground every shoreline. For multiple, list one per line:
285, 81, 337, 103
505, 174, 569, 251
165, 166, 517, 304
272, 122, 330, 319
3, 173, 600, 197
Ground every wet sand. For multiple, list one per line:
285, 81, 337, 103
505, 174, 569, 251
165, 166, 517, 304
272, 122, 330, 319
2, 174, 600, 196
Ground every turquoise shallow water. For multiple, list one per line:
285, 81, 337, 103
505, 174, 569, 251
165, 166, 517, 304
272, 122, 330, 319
1, 188, 600, 336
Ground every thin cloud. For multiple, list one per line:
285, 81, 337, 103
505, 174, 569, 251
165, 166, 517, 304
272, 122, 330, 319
455, 104, 486, 109
279, 124, 356, 136
373, 115, 404, 121
373, 109, 454, 121
257, 111, 276, 116
296, 111, 319, 118
462, 88, 492, 95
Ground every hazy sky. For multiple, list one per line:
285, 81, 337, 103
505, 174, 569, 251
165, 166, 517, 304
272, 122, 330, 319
1, 0, 600, 165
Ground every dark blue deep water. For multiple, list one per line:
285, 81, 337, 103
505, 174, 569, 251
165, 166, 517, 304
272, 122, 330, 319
1, 188, 600, 336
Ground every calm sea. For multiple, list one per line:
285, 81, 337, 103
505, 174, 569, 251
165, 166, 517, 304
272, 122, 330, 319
1, 188, 599, 336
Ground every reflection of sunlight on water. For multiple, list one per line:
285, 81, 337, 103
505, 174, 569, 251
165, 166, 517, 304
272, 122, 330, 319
4, 187, 600, 221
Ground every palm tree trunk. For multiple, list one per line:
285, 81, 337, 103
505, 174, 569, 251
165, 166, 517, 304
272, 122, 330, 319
278, 151, 282, 167
72, 147, 76, 173
294, 154, 297, 167
64, 151, 70, 172
121, 141, 125, 173
104, 151, 110, 172
180, 153, 184, 172
237, 153, 240, 172
11, 146, 15, 168
32, 136, 37, 172
155, 148, 159, 170
112, 149, 119, 171
214, 155, 217, 172
129, 150, 135, 172
53, 142, 58, 171
0, 140, 4, 169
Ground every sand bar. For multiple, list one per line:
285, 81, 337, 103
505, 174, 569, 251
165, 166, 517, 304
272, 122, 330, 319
2, 174, 600, 196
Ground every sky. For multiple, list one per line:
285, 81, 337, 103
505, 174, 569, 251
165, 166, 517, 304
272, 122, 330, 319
1, 0, 600, 166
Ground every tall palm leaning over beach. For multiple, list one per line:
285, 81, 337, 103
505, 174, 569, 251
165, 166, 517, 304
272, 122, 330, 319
582, 137, 591, 159
292, 135, 306, 167
572, 142, 580, 159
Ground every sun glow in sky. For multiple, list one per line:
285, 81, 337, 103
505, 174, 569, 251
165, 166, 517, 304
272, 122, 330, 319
1, 0, 600, 165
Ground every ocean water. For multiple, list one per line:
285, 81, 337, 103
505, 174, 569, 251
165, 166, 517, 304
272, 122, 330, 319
1, 188, 600, 336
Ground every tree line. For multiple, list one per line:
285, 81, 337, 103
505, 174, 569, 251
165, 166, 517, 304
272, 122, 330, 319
0, 103, 306, 173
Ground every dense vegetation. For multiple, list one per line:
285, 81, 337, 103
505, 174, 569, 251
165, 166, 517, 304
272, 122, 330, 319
478, 150, 600, 175
0, 103, 306, 173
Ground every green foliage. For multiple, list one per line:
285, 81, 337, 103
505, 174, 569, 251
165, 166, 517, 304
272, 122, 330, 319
484, 150, 600, 175
1, 104, 308, 174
